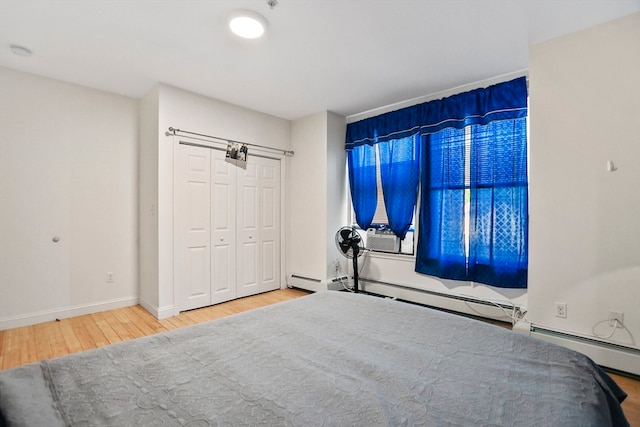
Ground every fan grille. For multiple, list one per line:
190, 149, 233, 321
335, 226, 364, 259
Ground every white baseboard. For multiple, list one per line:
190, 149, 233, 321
138, 299, 174, 320
288, 274, 347, 292
359, 278, 516, 323
531, 326, 640, 376
0, 296, 139, 330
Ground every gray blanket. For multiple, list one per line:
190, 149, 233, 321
0, 291, 629, 426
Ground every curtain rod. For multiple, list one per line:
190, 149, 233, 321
166, 127, 294, 156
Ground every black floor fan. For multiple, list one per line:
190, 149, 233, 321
335, 226, 365, 293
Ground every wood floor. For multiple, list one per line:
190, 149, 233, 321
0, 288, 638, 425
0, 288, 310, 370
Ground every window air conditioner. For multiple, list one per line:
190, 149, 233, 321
366, 228, 400, 253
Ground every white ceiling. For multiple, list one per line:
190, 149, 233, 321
1, 0, 638, 121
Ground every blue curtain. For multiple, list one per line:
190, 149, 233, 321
345, 77, 527, 149
467, 119, 528, 288
378, 134, 421, 239
347, 144, 377, 230
414, 78, 528, 288
346, 103, 422, 149
345, 77, 528, 288
415, 128, 467, 279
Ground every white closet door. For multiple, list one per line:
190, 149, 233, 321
259, 157, 281, 293
174, 144, 212, 311
175, 143, 282, 311
210, 150, 237, 304
237, 156, 260, 297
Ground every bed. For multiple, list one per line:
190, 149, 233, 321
0, 291, 629, 426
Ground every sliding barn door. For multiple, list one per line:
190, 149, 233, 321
174, 144, 212, 311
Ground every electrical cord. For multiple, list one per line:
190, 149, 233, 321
458, 293, 525, 326
340, 277, 353, 292
357, 248, 370, 277
334, 249, 370, 293
334, 258, 354, 292
597, 320, 619, 339
592, 318, 630, 340
458, 296, 628, 342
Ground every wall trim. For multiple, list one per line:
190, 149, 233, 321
139, 298, 174, 320
359, 278, 519, 323
531, 326, 640, 376
288, 274, 347, 292
0, 296, 139, 330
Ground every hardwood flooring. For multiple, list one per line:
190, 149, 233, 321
0, 288, 638, 425
0, 288, 310, 370
616, 372, 640, 426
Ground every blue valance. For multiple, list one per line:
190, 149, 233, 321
345, 76, 528, 149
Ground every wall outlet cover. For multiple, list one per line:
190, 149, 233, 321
555, 302, 567, 318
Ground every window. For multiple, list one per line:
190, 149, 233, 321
415, 117, 528, 288
351, 143, 416, 255
346, 77, 528, 288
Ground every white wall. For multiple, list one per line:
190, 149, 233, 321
139, 83, 291, 317
289, 113, 328, 281
325, 112, 348, 279
528, 13, 640, 352
288, 111, 348, 287
138, 86, 160, 317
0, 67, 138, 329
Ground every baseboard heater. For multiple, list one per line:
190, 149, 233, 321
359, 277, 519, 323
530, 326, 640, 376
288, 274, 349, 292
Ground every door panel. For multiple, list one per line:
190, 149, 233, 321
175, 145, 212, 311
237, 156, 260, 297
259, 158, 281, 292
262, 240, 275, 283
241, 241, 258, 286
187, 246, 209, 296
211, 150, 237, 304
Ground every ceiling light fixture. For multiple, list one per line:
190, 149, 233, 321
228, 10, 268, 39
10, 45, 32, 57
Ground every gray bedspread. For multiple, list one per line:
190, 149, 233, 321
0, 291, 629, 426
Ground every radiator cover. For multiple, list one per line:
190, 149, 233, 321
288, 274, 349, 292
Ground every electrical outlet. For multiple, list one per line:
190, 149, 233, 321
608, 311, 623, 328
106, 272, 114, 283
554, 302, 567, 318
